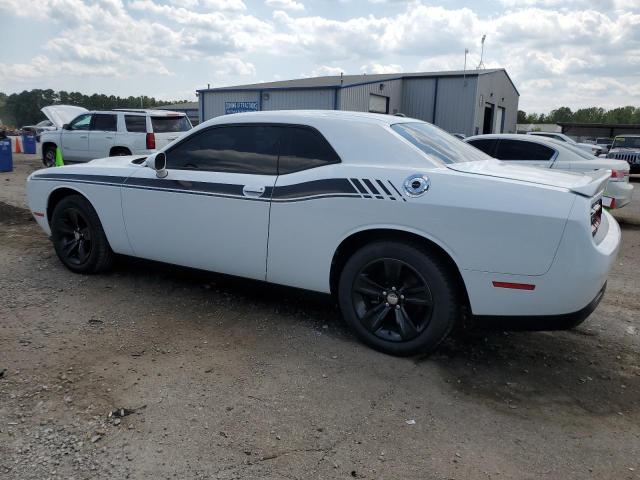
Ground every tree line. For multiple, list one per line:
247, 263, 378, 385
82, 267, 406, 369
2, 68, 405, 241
0, 89, 189, 127
517, 106, 640, 125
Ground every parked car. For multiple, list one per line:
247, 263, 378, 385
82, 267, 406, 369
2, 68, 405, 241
607, 135, 640, 174
27, 111, 620, 356
595, 137, 613, 154
465, 134, 632, 209
22, 120, 57, 141
39, 106, 192, 167
527, 131, 603, 156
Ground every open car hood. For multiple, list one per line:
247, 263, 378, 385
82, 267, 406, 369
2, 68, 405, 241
448, 159, 610, 197
41, 105, 88, 129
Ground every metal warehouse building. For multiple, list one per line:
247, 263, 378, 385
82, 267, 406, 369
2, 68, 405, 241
197, 68, 519, 137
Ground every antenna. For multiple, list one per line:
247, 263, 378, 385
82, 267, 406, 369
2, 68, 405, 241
477, 35, 486, 69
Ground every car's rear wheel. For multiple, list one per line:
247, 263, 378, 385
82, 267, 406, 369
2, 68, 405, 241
50, 195, 114, 274
43, 146, 56, 167
338, 241, 459, 356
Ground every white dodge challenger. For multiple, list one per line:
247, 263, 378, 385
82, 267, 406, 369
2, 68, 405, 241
26, 111, 621, 356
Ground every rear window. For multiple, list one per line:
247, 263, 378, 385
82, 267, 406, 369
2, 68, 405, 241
391, 122, 492, 164
467, 138, 498, 157
151, 116, 191, 133
125, 115, 147, 133
278, 126, 340, 174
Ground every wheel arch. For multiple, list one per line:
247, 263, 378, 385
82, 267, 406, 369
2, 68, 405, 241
329, 227, 470, 307
109, 146, 132, 156
46, 186, 87, 222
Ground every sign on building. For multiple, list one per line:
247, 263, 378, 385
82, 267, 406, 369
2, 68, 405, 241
225, 102, 259, 115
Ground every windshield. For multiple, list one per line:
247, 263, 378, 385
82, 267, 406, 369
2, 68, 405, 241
612, 137, 640, 149
391, 122, 492, 164
151, 115, 192, 133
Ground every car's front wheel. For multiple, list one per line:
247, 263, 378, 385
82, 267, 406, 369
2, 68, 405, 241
338, 241, 460, 356
50, 195, 114, 274
43, 146, 56, 167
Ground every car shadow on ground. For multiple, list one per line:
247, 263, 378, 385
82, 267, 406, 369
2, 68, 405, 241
109, 254, 639, 417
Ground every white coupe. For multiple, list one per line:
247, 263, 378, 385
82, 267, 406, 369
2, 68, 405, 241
26, 111, 621, 356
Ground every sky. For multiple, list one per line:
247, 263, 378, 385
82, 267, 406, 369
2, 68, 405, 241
0, 0, 638, 113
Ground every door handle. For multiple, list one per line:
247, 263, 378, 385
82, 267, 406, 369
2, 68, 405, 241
79, 135, 88, 139
105, 136, 114, 139
242, 185, 266, 197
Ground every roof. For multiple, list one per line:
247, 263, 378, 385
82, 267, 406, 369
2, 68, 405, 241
156, 102, 199, 110
198, 68, 519, 95
111, 108, 186, 116
202, 109, 417, 127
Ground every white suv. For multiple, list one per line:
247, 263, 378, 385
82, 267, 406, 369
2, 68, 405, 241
40, 106, 192, 167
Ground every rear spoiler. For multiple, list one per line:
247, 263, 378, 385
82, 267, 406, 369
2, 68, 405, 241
570, 169, 610, 198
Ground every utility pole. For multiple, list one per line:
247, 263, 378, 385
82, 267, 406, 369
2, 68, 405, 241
477, 35, 486, 70
463, 48, 469, 85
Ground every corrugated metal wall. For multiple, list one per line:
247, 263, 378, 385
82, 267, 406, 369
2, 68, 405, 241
434, 76, 478, 136
475, 71, 519, 134
262, 89, 335, 111
401, 78, 437, 122
201, 91, 259, 120
338, 79, 403, 114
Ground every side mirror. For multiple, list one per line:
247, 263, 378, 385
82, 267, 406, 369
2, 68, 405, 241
146, 152, 168, 178
62, 124, 70, 130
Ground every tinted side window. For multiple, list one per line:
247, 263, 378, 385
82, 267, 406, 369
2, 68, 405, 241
125, 115, 147, 133
92, 114, 117, 132
278, 127, 340, 174
495, 140, 555, 161
166, 126, 278, 175
467, 138, 498, 157
70, 114, 92, 131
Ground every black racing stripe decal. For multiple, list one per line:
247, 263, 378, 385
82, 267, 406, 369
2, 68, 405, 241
387, 180, 406, 202
375, 179, 392, 196
350, 178, 368, 195
271, 178, 357, 199
362, 179, 380, 196
32, 173, 128, 185
124, 176, 245, 197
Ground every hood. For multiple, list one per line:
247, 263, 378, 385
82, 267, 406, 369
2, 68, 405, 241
41, 105, 89, 128
88, 155, 147, 167
447, 159, 610, 197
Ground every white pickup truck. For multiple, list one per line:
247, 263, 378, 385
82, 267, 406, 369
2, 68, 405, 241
40, 106, 192, 166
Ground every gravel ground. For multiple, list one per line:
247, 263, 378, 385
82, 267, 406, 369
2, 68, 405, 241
1, 154, 639, 480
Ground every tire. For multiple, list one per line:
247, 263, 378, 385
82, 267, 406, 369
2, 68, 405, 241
50, 195, 114, 274
43, 146, 56, 168
338, 241, 460, 356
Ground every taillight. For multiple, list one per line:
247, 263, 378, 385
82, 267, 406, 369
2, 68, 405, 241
610, 169, 629, 182
146, 133, 156, 150
591, 199, 602, 237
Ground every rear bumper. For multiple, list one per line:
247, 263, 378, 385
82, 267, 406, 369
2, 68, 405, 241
461, 210, 620, 317
475, 282, 606, 330
604, 181, 633, 209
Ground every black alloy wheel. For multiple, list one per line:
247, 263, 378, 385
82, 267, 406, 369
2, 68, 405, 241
51, 195, 114, 273
338, 241, 459, 356
55, 207, 93, 266
352, 258, 433, 342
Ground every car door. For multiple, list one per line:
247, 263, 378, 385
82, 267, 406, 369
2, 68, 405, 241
88, 113, 118, 159
121, 124, 279, 281
494, 139, 556, 168
60, 113, 92, 161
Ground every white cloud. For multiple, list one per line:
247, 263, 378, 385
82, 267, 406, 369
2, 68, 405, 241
360, 62, 402, 74
265, 0, 305, 11
309, 65, 345, 76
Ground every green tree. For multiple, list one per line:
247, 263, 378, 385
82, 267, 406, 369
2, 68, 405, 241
548, 106, 573, 123
517, 110, 527, 123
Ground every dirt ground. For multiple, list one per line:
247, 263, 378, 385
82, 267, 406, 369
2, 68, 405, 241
1, 154, 639, 480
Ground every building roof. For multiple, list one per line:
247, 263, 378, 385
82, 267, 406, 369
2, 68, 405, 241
198, 68, 518, 95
